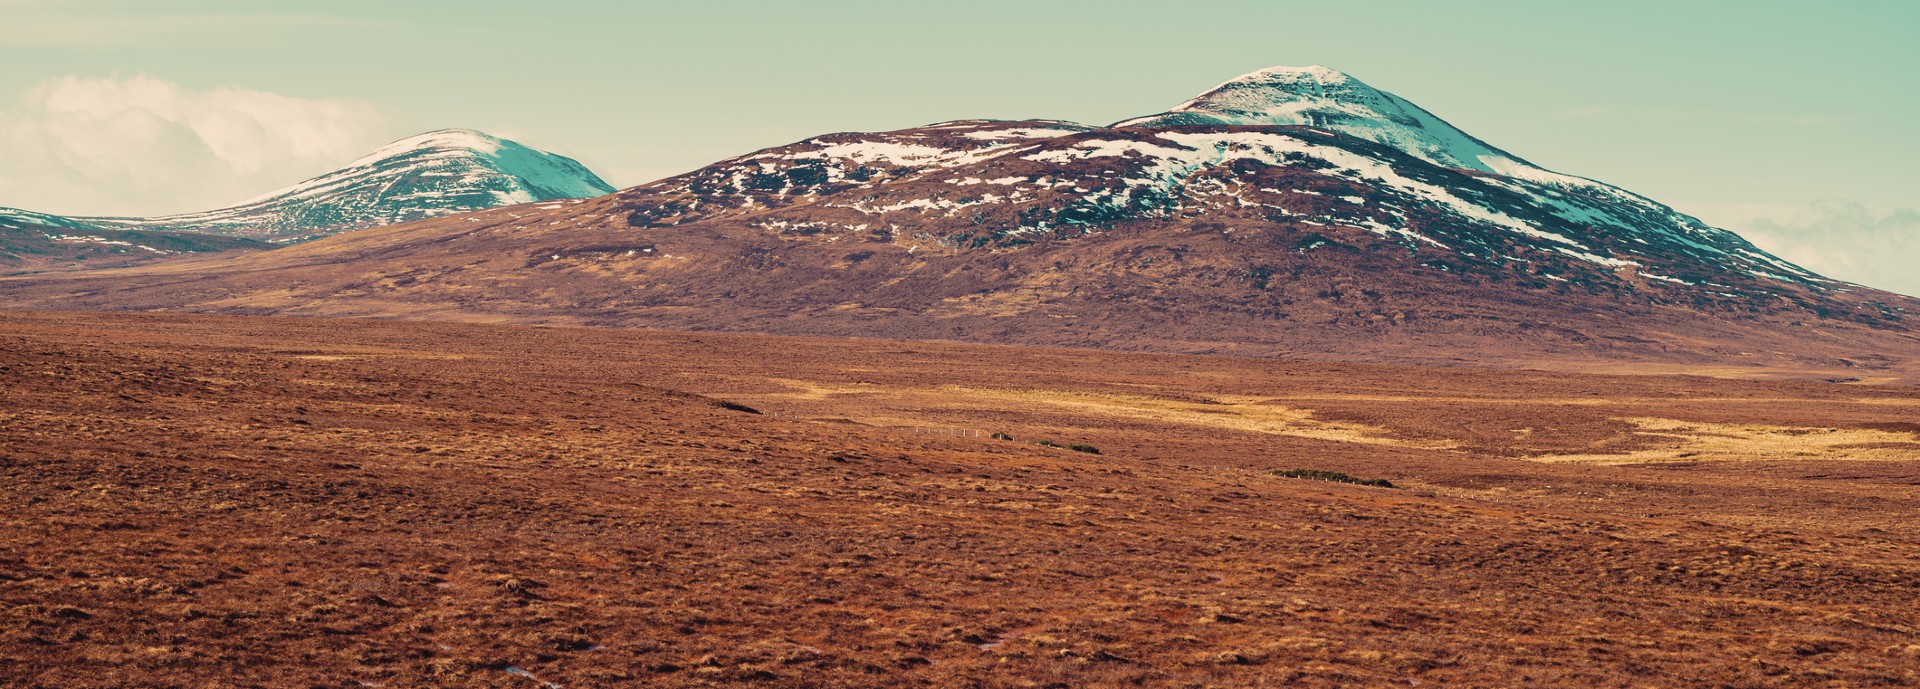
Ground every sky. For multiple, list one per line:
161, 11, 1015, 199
2, 0, 1917, 294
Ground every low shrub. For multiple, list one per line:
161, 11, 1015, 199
1270, 468, 1394, 488
1034, 439, 1101, 454
710, 399, 762, 415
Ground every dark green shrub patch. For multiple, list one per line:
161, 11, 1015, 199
1270, 468, 1394, 488
1033, 439, 1101, 454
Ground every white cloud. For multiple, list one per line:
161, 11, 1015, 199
1734, 200, 1920, 298
0, 75, 392, 216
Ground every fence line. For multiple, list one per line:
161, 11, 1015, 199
907, 426, 986, 438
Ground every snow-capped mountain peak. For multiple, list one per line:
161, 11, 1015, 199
343, 128, 511, 166
1119, 65, 1542, 179
237, 128, 612, 209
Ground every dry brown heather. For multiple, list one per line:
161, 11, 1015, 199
3, 310, 1920, 688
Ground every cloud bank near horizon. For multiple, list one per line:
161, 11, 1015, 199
1736, 201, 1920, 298
0, 75, 392, 217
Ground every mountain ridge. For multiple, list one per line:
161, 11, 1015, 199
3, 66, 1914, 379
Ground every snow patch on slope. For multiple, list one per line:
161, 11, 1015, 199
0, 207, 99, 231
1025, 130, 1606, 257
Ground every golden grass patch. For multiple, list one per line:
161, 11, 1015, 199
1533, 417, 1920, 465
941, 387, 1454, 449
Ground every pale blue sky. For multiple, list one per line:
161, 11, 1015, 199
3, 0, 1917, 292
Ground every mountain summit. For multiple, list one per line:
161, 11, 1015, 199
275, 129, 615, 207
1118, 65, 1539, 177
76, 129, 615, 243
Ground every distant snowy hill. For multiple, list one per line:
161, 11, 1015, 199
76, 129, 615, 243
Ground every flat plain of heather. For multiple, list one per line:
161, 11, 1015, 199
3, 310, 1919, 688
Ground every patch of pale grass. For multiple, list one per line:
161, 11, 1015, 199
1533, 417, 1920, 465
747, 378, 1447, 448
940, 387, 1454, 449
